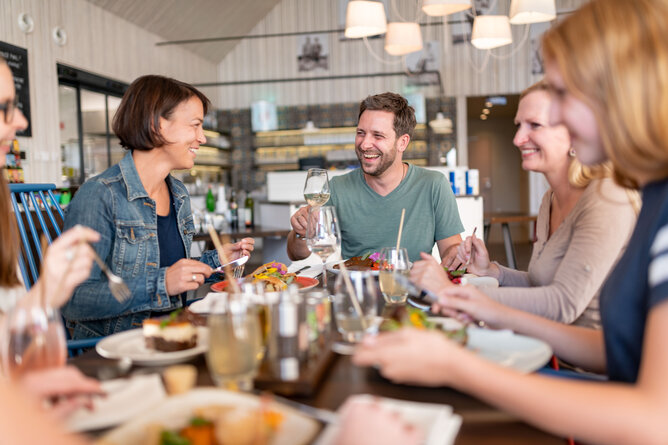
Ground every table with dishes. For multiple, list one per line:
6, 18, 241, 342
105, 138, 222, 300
67, 264, 562, 445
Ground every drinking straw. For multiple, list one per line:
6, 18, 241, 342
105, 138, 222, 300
207, 225, 241, 294
338, 261, 368, 330
396, 208, 406, 250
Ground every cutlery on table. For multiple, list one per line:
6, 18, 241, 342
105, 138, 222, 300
457, 227, 478, 271
212, 255, 249, 274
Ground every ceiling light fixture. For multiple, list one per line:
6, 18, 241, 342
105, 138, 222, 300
422, 0, 472, 16
385, 22, 423, 56
345, 0, 388, 38
471, 15, 513, 49
429, 112, 454, 134
509, 0, 556, 24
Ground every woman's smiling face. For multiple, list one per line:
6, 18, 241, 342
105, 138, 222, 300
0, 63, 28, 168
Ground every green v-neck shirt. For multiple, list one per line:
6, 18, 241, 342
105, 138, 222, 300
328, 164, 463, 262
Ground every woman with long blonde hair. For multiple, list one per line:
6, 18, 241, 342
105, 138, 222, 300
354, 1, 668, 443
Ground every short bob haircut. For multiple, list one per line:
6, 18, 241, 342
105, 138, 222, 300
358, 92, 417, 139
112, 75, 210, 151
542, 0, 668, 189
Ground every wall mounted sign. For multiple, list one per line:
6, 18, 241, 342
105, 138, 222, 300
0, 41, 31, 137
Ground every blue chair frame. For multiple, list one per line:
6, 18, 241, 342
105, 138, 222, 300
9, 183, 100, 356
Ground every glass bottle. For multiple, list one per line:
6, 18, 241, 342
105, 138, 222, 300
229, 190, 239, 230
206, 185, 216, 213
244, 193, 254, 228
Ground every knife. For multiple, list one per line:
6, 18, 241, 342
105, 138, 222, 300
213, 255, 249, 273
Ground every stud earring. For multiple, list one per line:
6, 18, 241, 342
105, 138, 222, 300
569, 148, 576, 157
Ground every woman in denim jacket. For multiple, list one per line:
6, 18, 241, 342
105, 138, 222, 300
62, 75, 254, 339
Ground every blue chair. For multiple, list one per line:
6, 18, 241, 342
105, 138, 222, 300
9, 183, 101, 356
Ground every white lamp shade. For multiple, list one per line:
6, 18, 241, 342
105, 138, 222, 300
422, 0, 472, 16
384, 22, 423, 56
509, 0, 556, 24
429, 112, 453, 134
345, 0, 387, 38
471, 15, 513, 49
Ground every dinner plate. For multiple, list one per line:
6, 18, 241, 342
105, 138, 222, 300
430, 318, 552, 373
211, 276, 319, 293
100, 387, 320, 445
96, 327, 208, 366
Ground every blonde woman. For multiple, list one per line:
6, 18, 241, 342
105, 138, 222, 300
411, 81, 637, 330
354, 1, 668, 443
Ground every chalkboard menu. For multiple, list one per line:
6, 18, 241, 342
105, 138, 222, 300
0, 42, 31, 137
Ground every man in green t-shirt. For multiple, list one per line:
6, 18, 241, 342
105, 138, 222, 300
287, 92, 463, 265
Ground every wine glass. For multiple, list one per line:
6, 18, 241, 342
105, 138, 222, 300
305, 205, 341, 290
331, 270, 379, 355
2, 304, 67, 380
303, 168, 330, 207
378, 247, 411, 304
206, 294, 263, 391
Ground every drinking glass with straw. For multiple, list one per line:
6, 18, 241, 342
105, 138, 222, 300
378, 208, 410, 304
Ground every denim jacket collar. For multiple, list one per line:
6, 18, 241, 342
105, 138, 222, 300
118, 151, 189, 204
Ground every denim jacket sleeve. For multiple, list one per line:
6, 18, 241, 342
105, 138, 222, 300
62, 180, 173, 322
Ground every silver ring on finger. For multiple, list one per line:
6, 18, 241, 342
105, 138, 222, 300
65, 249, 74, 261
192, 274, 197, 282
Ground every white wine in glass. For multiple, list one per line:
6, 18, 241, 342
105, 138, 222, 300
303, 169, 330, 207
305, 205, 341, 290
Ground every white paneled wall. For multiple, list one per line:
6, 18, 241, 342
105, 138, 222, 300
216, 0, 587, 109
1, 0, 217, 185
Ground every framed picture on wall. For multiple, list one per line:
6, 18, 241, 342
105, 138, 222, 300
297, 33, 329, 72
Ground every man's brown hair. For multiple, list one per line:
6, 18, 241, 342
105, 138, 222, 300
358, 92, 417, 139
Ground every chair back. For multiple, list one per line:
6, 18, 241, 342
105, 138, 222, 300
8, 183, 64, 289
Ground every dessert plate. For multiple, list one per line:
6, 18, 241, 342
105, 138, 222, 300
96, 327, 208, 366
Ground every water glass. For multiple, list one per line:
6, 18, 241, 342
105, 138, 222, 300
206, 295, 263, 391
332, 270, 379, 351
305, 205, 341, 290
378, 247, 411, 304
2, 304, 67, 380
303, 168, 330, 207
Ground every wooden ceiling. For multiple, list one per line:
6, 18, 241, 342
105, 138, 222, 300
85, 0, 282, 62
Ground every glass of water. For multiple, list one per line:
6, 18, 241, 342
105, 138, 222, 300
206, 294, 263, 391
378, 247, 411, 304
331, 270, 379, 354
305, 205, 341, 290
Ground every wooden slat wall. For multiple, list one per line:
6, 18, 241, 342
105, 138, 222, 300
215, 0, 587, 109
1, 0, 217, 185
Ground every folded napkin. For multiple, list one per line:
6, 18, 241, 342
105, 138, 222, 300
188, 292, 227, 314
66, 373, 166, 432
314, 394, 462, 445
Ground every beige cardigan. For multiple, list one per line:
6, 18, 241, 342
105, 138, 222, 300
486, 178, 637, 328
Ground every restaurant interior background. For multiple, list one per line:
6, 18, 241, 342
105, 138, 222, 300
1, 0, 588, 250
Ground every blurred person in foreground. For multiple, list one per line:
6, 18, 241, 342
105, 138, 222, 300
288, 92, 463, 265
411, 81, 638, 332
354, 1, 668, 443
63, 75, 254, 340
0, 55, 102, 431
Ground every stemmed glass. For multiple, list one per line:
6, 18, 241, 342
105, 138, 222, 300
303, 168, 330, 207
305, 205, 341, 290
2, 304, 67, 379
331, 270, 379, 354
206, 294, 263, 391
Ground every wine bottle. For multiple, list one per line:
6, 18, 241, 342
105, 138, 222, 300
229, 190, 239, 230
244, 194, 254, 228
206, 185, 216, 213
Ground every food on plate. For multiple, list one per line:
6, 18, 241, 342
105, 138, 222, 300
250, 262, 296, 291
143, 309, 198, 352
380, 306, 468, 345
445, 267, 467, 284
334, 251, 381, 271
163, 364, 198, 395
146, 399, 284, 445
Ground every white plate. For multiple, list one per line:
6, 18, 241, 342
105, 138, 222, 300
314, 394, 462, 445
96, 327, 208, 366
100, 387, 320, 445
429, 318, 552, 373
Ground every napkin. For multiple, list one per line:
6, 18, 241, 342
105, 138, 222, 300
66, 373, 166, 432
287, 253, 325, 279
188, 292, 227, 314
314, 394, 462, 445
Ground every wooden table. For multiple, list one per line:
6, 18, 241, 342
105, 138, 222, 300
70, 350, 562, 444
484, 213, 537, 269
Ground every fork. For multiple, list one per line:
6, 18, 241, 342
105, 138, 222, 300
90, 247, 131, 303
233, 265, 245, 279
